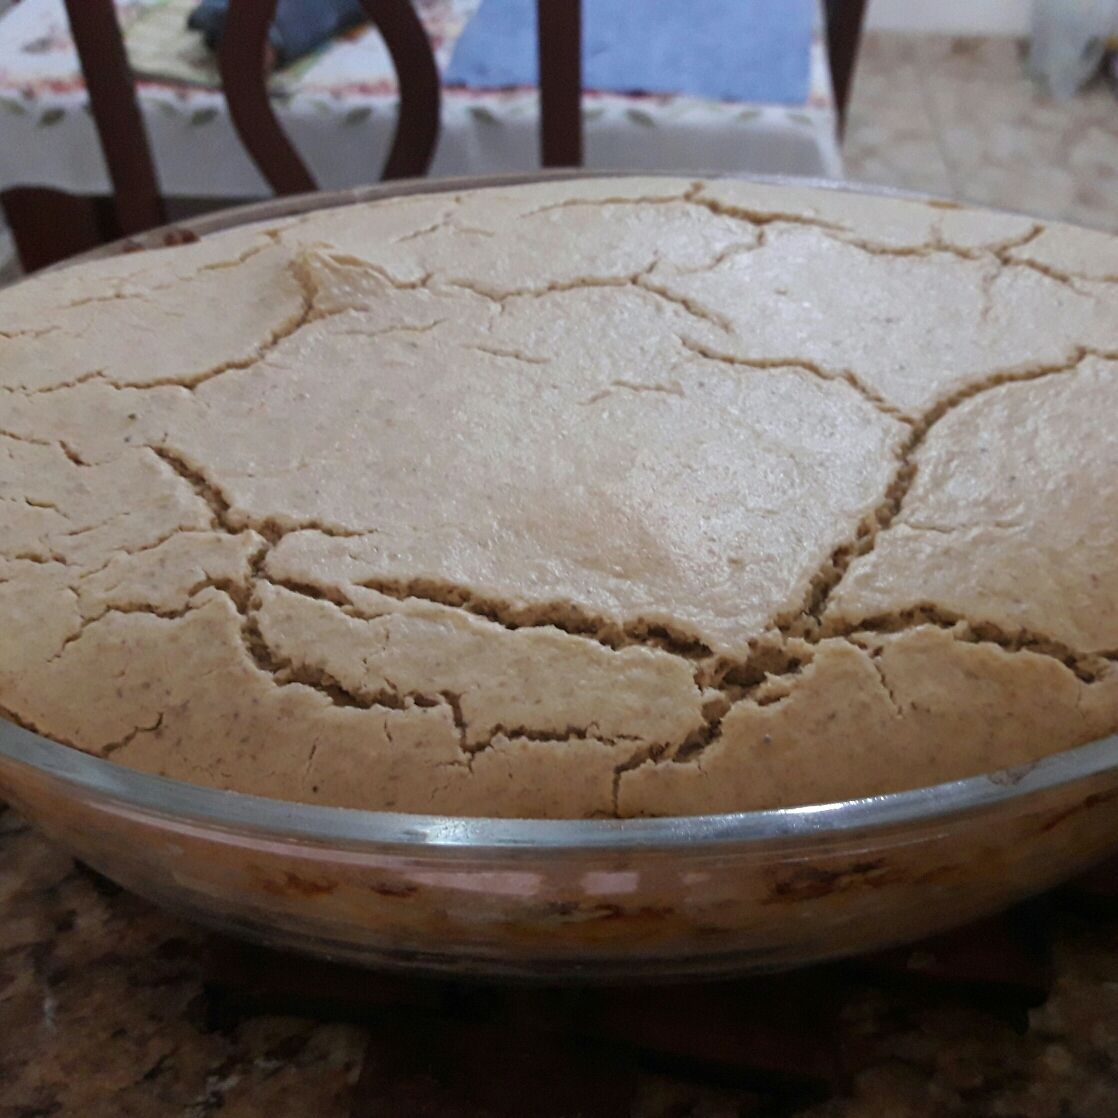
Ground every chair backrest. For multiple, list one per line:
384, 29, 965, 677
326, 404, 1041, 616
63, 0, 166, 234
824, 0, 868, 136
64, 0, 439, 213
537, 0, 582, 168
534, 0, 870, 168
220, 0, 441, 193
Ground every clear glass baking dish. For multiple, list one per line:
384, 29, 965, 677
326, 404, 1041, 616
3, 718, 1118, 980
4, 174, 1117, 981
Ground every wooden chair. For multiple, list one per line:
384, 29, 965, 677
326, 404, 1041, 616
2, 0, 164, 271
537, 0, 583, 169
2, 0, 441, 271
535, 0, 870, 169
825, 0, 870, 136
219, 0, 440, 193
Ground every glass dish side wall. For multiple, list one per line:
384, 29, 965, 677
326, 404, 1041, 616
3, 738, 1117, 979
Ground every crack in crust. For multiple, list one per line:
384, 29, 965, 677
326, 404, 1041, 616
1, 429, 88, 466
0, 700, 163, 757
822, 607, 1114, 685
0, 702, 82, 750
148, 446, 233, 529
357, 576, 714, 660
444, 268, 738, 335
1, 253, 320, 398
238, 579, 654, 761
147, 445, 374, 541
772, 348, 1117, 643
232, 549, 445, 720
687, 195, 1114, 289
102, 714, 165, 756
240, 607, 456, 716
678, 335, 903, 419
521, 187, 1115, 288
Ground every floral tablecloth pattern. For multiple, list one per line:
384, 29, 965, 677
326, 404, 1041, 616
0, 0, 841, 199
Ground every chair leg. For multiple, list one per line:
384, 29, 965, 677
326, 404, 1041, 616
537, 0, 583, 167
825, 0, 868, 139
2, 187, 119, 273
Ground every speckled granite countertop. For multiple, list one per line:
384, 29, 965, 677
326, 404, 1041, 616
4, 800, 1118, 1117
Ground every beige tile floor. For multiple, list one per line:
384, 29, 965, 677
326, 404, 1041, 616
844, 32, 1118, 232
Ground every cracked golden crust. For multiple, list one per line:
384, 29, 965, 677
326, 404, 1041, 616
1, 244, 307, 394
618, 629, 1118, 814
1, 176, 1117, 818
826, 356, 1118, 656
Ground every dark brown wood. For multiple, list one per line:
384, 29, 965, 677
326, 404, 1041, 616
2, 187, 119, 273
373, 0, 442, 180
536, 0, 582, 167
220, 0, 440, 194
63, 0, 166, 234
219, 0, 315, 194
534, 2, 864, 163
825, 0, 869, 137
353, 1015, 637, 1117
3, 2, 164, 270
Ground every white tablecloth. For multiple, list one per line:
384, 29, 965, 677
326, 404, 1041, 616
0, 0, 842, 199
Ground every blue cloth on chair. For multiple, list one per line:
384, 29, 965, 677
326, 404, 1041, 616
444, 0, 815, 105
188, 0, 366, 67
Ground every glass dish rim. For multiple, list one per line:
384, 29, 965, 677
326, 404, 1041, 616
4, 719, 1117, 851
10, 170, 1115, 852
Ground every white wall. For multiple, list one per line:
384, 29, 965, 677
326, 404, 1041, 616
867, 0, 1032, 35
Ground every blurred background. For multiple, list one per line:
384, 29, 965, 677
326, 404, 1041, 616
847, 2, 1118, 230
0, 0, 1115, 279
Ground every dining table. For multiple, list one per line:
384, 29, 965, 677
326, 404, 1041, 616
0, 0, 843, 203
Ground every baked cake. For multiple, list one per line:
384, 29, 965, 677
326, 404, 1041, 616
1, 177, 1116, 817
